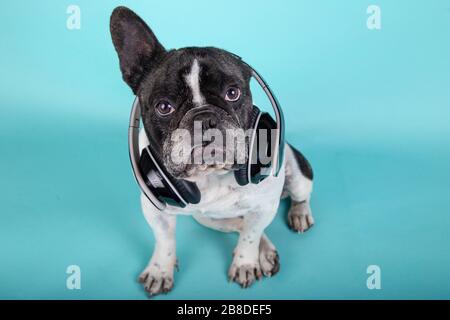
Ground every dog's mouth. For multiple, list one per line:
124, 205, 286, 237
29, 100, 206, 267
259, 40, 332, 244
184, 164, 234, 181
181, 144, 238, 180
164, 139, 247, 180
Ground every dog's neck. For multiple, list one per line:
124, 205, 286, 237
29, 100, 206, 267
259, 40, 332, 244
184, 168, 230, 182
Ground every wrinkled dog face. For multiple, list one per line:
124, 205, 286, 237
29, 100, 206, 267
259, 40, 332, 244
110, 7, 255, 179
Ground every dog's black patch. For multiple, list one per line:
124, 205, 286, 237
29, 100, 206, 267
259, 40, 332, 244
288, 144, 313, 180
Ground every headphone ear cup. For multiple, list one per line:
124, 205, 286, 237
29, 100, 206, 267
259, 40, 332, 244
168, 177, 201, 204
234, 166, 249, 186
140, 146, 201, 206
249, 112, 277, 184
234, 106, 261, 186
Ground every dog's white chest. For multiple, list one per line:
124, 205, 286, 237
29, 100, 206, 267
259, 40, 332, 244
196, 173, 253, 215
174, 168, 285, 219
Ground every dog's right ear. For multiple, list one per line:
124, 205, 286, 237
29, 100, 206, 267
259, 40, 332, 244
110, 6, 166, 94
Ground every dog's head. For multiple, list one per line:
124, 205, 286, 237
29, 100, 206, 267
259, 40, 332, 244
110, 7, 256, 180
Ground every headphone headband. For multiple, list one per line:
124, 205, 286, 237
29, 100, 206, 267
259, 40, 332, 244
248, 66, 285, 176
128, 100, 166, 210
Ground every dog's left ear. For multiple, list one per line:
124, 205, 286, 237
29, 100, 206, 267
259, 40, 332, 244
110, 6, 166, 94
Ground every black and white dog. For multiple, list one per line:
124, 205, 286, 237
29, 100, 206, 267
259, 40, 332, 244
110, 6, 314, 296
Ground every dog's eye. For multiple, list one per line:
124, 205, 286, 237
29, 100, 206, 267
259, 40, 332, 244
155, 101, 175, 116
225, 87, 241, 102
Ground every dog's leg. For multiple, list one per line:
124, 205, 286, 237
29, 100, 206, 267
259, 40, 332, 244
283, 144, 315, 232
226, 208, 279, 288
259, 233, 280, 277
138, 194, 177, 296
193, 215, 280, 280
194, 215, 280, 284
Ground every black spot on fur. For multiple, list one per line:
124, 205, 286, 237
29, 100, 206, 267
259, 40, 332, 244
288, 144, 314, 180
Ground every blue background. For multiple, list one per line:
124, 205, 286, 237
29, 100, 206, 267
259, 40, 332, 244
0, 0, 449, 299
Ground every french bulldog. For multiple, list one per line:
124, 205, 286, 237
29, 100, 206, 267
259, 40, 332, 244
110, 6, 314, 296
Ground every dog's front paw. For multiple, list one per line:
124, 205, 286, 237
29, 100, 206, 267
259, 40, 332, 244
138, 260, 176, 296
259, 248, 280, 277
288, 201, 314, 233
228, 259, 263, 288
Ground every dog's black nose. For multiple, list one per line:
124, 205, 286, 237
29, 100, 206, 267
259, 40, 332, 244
204, 117, 217, 130
193, 112, 218, 131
